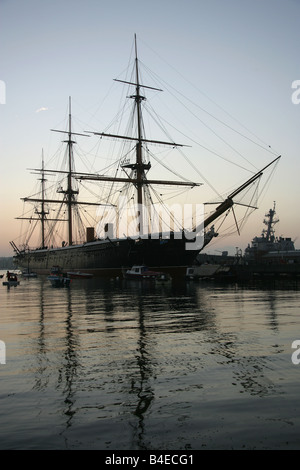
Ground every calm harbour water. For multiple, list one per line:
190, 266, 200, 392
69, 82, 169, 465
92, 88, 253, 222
1, 270, 300, 450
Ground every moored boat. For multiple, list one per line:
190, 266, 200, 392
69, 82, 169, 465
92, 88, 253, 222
233, 203, 300, 279
48, 276, 71, 287
3, 272, 20, 287
2, 280, 20, 287
186, 264, 228, 280
22, 269, 38, 278
244, 202, 299, 263
187, 203, 300, 282
124, 265, 170, 281
47, 266, 71, 287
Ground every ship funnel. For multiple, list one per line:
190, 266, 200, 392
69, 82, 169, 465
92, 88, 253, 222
86, 227, 95, 243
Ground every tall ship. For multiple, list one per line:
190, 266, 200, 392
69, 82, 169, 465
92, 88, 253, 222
11, 36, 281, 277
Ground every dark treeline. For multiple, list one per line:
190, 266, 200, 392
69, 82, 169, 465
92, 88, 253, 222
0, 257, 14, 269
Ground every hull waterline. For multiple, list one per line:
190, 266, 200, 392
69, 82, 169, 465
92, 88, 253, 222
14, 234, 200, 278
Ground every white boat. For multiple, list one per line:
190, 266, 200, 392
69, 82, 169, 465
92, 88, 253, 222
186, 264, 231, 280
125, 265, 170, 281
22, 269, 38, 278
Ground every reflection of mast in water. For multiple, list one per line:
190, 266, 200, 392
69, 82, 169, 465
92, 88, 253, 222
131, 295, 155, 450
264, 290, 279, 331
34, 279, 47, 391
35, 279, 81, 437
58, 287, 81, 433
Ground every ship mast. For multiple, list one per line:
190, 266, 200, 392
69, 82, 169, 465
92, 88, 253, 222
83, 35, 199, 237
21, 97, 105, 248
52, 97, 90, 246
81, 37, 281, 240
263, 201, 278, 241
50, 96, 79, 245
15, 150, 50, 249
66, 96, 77, 245
134, 36, 145, 216
36, 150, 48, 248
55, 96, 79, 245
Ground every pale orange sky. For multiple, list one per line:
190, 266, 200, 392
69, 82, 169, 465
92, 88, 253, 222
1, 0, 300, 257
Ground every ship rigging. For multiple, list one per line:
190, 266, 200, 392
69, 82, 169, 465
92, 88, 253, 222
11, 35, 281, 276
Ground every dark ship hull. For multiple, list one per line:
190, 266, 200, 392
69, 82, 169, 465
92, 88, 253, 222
14, 234, 201, 277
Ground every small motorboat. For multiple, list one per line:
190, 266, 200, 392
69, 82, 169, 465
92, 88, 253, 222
124, 265, 170, 281
48, 266, 70, 287
48, 276, 71, 287
3, 272, 20, 287
22, 269, 38, 278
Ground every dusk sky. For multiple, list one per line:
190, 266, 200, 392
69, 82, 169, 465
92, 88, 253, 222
1, 0, 300, 256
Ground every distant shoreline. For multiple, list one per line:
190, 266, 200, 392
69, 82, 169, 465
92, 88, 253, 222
0, 257, 14, 269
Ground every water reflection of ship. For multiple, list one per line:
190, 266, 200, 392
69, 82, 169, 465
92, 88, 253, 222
33, 280, 80, 442
30, 278, 285, 448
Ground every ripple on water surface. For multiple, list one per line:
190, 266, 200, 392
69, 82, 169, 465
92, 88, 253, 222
1, 275, 300, 449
